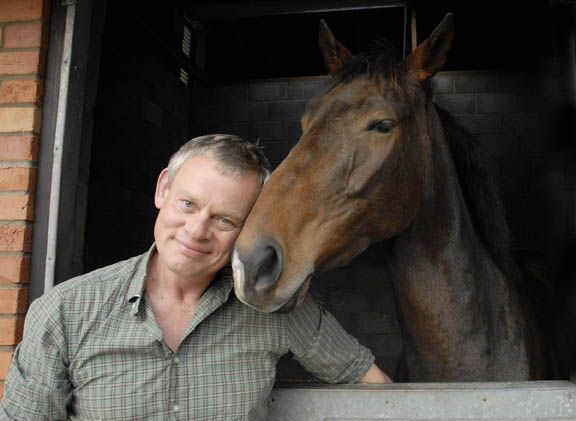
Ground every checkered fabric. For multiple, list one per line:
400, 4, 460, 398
1, 246, 374, 420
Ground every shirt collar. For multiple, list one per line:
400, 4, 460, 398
126, 244, 156, 316
125, 244, 235, 317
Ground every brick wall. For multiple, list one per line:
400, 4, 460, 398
0, 0, 48, 398
189, 66, 571, 380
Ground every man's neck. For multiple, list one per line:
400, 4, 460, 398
146, 253, 217, 351
146, 253, 214, 305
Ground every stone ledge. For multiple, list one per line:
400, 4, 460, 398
267, 381, 576, 420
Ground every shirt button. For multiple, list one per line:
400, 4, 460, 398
173, 404, 180, 413
173, 356, 180, 364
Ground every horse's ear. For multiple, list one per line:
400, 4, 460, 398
319, 19, 353, 75
405, 13, 454, 83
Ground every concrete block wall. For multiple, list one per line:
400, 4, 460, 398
82, 4, 192, 272
190, 76, 328, 168
0, 0, 48, 398
189, 65, 571, 381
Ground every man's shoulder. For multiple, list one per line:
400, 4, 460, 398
34, 253, 146, 311
63, 254, 143, 290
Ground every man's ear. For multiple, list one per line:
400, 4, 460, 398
405, 13, 454, 83
319, 19, 353, 75
154, 168, 170, 209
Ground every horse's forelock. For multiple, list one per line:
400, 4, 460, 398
331, 38, 402, 85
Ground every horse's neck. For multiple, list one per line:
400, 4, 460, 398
390, 107, 530, 381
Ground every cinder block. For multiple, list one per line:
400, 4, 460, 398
190, 105, 221, 125
477, 93, 519, 113
455, 114, 501, 135
268, 100, 307, 121
434, 94, 475, 114
431, 73, 454, 94
227, 102, 266, 122
285, 121, 302, 141
454, 71, 500, 93
248, 82, 287, 101
210, 84, 247, 104
260, 141, 294, 163
249, 121, 285, 141
287, 78, 328, 99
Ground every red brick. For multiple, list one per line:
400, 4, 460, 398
0, 135, 38, 161
0, 318, 24, 345
0, 52, 41, 75
0, 225, 32, 252
0, 351, 13, 380
0, 0, 43, 22
0, 287, 28, 313
0, 80, 43, 104
0, 195, 34, 220
0, 167, 37, 191
4, 22, 42, 48
0, 107, 41, 133
0, 255, 30, 284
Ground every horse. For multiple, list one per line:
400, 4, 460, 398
232, 14, 545, 382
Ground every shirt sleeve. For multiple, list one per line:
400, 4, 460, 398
285, 293, 375, 383
1, 291, 72, 420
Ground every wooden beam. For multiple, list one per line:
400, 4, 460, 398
184, 0, 405, 20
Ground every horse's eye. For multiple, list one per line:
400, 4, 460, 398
366, 119, 397, 134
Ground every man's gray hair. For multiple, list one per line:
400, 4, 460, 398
167, 134, 271, 186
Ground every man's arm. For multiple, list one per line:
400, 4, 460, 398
358, 363, 393, 383
1, 293, 72, 419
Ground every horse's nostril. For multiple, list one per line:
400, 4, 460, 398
251, 242, 283, 292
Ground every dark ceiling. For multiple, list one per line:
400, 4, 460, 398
112, 0, 568, 81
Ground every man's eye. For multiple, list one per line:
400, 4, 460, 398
180, 200, 195, 209
366, 119, 397, 134
215, 217, 237, 230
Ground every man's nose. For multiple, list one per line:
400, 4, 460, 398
185, 213, 211, 239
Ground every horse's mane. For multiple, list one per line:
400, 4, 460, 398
436, 107, 520, 284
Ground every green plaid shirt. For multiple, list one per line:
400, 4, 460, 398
1, 246, 374, 420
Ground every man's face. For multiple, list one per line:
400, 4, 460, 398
153, 154, 262, 283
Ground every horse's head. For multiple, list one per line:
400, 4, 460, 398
233, 14, 454, 312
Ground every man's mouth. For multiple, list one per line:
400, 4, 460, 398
176, 239, 210, 256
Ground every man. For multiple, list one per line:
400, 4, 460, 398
1, 134, 391, 420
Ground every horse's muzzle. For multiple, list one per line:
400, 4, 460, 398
232, 239, 285, 311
